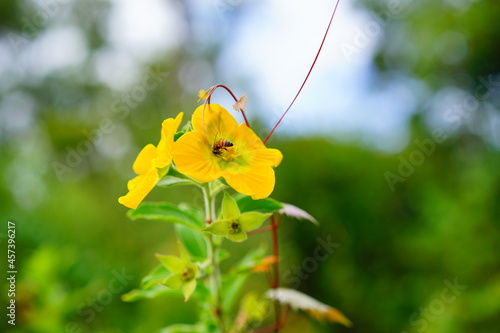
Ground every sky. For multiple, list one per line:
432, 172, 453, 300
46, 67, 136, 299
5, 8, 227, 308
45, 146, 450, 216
0, 0, 425, 153
91, 0, 421, 152
194, 0, 420, 152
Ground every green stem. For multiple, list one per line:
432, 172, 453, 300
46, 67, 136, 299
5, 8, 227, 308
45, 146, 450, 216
202, 185, 225, 332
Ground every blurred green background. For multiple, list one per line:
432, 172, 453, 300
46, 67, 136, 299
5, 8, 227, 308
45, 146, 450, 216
1, 0, 499, 332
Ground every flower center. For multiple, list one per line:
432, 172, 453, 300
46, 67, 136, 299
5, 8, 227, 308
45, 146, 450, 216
181, 267, 195, 281
212, 139, 233, 155
212, 139, 239, 161
229, 220, 241, 234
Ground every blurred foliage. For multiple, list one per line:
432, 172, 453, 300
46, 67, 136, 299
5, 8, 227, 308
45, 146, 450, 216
1, 0, 499, 332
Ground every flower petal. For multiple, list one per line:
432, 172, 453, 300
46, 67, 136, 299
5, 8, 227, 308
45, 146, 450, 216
132, 144, 157, 175
118, 168, 159, 209
234, 124, 283, 167
126, 174, 142, 191
191, 104, 239, 143
172, 131, 222, 182
155, 112, 183, 168
223, 163, 276, 200
257, 148, 283, 168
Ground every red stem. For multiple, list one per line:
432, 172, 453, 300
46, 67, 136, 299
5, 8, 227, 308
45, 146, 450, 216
251, 305, 290, 333
270, 214, 281, 332
263, 0, 342, 144
247, 225, 273, 235
270, 215, 280, 289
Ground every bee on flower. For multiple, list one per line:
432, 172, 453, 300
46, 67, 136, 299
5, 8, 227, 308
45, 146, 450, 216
119, 97, 283, 209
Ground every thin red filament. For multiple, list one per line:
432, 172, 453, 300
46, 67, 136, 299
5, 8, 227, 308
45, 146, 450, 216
263, 0, 342, 144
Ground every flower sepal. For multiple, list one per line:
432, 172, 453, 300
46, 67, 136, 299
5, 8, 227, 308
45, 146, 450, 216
202, 192, 270, 242
155, 242, 201, 302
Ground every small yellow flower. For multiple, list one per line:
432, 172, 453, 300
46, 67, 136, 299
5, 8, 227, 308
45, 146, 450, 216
118, 113, 183, 209
172, 104, 282, 199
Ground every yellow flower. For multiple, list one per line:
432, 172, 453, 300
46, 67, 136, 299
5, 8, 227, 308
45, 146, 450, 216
172, 104, 282, 199
118, 113, 183, 209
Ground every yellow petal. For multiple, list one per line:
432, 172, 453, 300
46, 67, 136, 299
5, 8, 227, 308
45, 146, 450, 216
155, 112, 183, 168
118, 168, 160, 209
126, 174, 142, 191
218, 125, 281, 198
223, 163, 276, 199
132, 144, 157, 175
233, 124, 283, 167
172, 131, 223, 182
191, 104, 239, 143
256, 147, 283, 167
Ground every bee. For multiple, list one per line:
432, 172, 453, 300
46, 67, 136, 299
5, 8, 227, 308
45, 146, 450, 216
212, 139, 234, 156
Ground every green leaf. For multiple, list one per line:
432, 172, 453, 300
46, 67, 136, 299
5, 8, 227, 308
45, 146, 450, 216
222, 274, 250, 312
209, 179, 228, 196
155, 254, 183, 273
157, 176, 193, 188
222, 191, 240, 219
218, 248, 230, 262
128, 202, 204, 230
122, 284, 180, 302
160, 324, 206, 333
141, 265, 171, 290
173, 131, 185, 142
237, 195, 284, 214
175, 224, 208, 262
163, 273, 183, 289
280, 203, 319, 226
230, 245, 268, 273
167, 167, 191, 179
240, 212, 270, 232
178, 202, 205, 224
